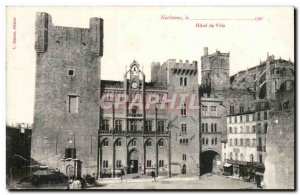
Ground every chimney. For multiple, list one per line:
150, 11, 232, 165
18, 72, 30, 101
204, 47, 208, 56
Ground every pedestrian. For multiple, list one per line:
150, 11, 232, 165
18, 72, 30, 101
151, 170, 156, 182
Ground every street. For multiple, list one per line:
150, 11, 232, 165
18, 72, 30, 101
92, 174, 258, 190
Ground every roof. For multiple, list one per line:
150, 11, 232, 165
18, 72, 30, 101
101, 80, 167, 90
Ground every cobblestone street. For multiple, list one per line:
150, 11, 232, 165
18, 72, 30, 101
92, 174, 258, 190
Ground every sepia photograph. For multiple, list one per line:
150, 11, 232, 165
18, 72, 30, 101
5, 6, 295, 190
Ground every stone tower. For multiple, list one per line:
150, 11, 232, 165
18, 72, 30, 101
201, 47, 230, 97
161, 59, 200, 175
32, 12, 104, 177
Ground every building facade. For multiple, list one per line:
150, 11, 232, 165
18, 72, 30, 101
99, 59, 200, 177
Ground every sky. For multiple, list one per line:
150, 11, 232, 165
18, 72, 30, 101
6, 6, 294, 124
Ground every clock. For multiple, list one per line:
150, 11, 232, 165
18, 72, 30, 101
131, 82, 138, 89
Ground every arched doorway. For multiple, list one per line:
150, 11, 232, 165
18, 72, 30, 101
201, 150, 220, 175
128, 149, 140, 174
182, 164, 187, 174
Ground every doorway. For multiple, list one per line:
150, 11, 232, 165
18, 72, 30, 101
182, 164, 187, 174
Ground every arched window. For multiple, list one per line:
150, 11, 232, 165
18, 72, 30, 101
202, 123, 205, 132
215, 138, 217, 144
211, 123, 214, 132
205, 123, 208, 132
221, 59, 225, 68
181, 103, 187, 116
184, 77, 187, 86
250, 154, 254, 162
206, 138, 208, 145
146, 140, 152, 146
202, 138, 205, 145
180, 77, 183, 86
215, 123, 217, 132
211, 139, 214, 145
240, 153, 244, 161
158, 139, 165, 147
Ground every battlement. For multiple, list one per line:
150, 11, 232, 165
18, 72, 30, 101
35, 12, 103, 57
164, 59, 198, 75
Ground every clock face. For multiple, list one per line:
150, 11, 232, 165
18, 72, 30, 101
131, 82, 138, 89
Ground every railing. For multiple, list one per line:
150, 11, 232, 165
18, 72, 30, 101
100, 130, 170, 136
127, 113, 143, 117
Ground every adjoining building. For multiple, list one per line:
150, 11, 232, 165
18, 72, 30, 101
99, 59, 200, 177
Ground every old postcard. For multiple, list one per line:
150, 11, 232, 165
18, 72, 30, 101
6, 6, 295, 190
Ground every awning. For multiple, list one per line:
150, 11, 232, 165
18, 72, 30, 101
255, 172, 264, 176
223, 163, 232, 167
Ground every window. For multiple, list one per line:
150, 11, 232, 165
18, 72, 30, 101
68, 69, 75, 76
146, 140, 152, 146
229, 139, 232, 146
131, 140, 137, 147
257, 112, 261, 121
229, 127, 232, 133
234, 116, 237, 123
183, 154, 187, 161
103, 139, 109, 146
202, 106, 208, 116
180, 139, 189, 144
252, 139, 256, 147
230, 106, 235, 115
234, 139, 238, 146
205, 123, 208, 132
246, 126, 250, 133
250, 154, 254, 162
246, 115, 249, 122
102, 120, 109, 131
259, 155, 263, 163
258, 138, 262, 146
246, 139, 250, 146
264, 111, 268, 120
229, 117, 232, 123
115, 120, 122, 131
146, 160, 152, 167
240, 154, 244, 161
230, 152, 233, 160
264, 123, 268, 134
235, 153, 238, 160
103, 160, 108, 168
206, 138, 208, 145
224, 143, 226, 149
234, 127, 237, 133
129, 120, 137, 131
240, 139, 243, 146
211, 123, 214, 132
184, 77, 187, 86
215, 138, 217, 144
159, 160, 164, 167
116, 160, 122, 168
68, 95, 79, 113
211, 106, 217, 116
115, 140, 122, 146
240, 126, 243, 133
224, 153, 226, 160
180, 77, 183, 86
214, 123, 217, 132
252, 126, 256, 133
202, 138, 205, 145
158, 139, 165, 147
181, 103, 187, 116
240, 106, 244, 113
158, 121, 165, 132
181, 124, 187, 134
211, 139, 214, 145
145, 120, 152, 132
257, 124, 261, 134
240, 116, 243, 123
202, 123, 205, 132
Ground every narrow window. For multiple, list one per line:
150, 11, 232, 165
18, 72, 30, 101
68, 69, 75, 76
68, 95, 79, 113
